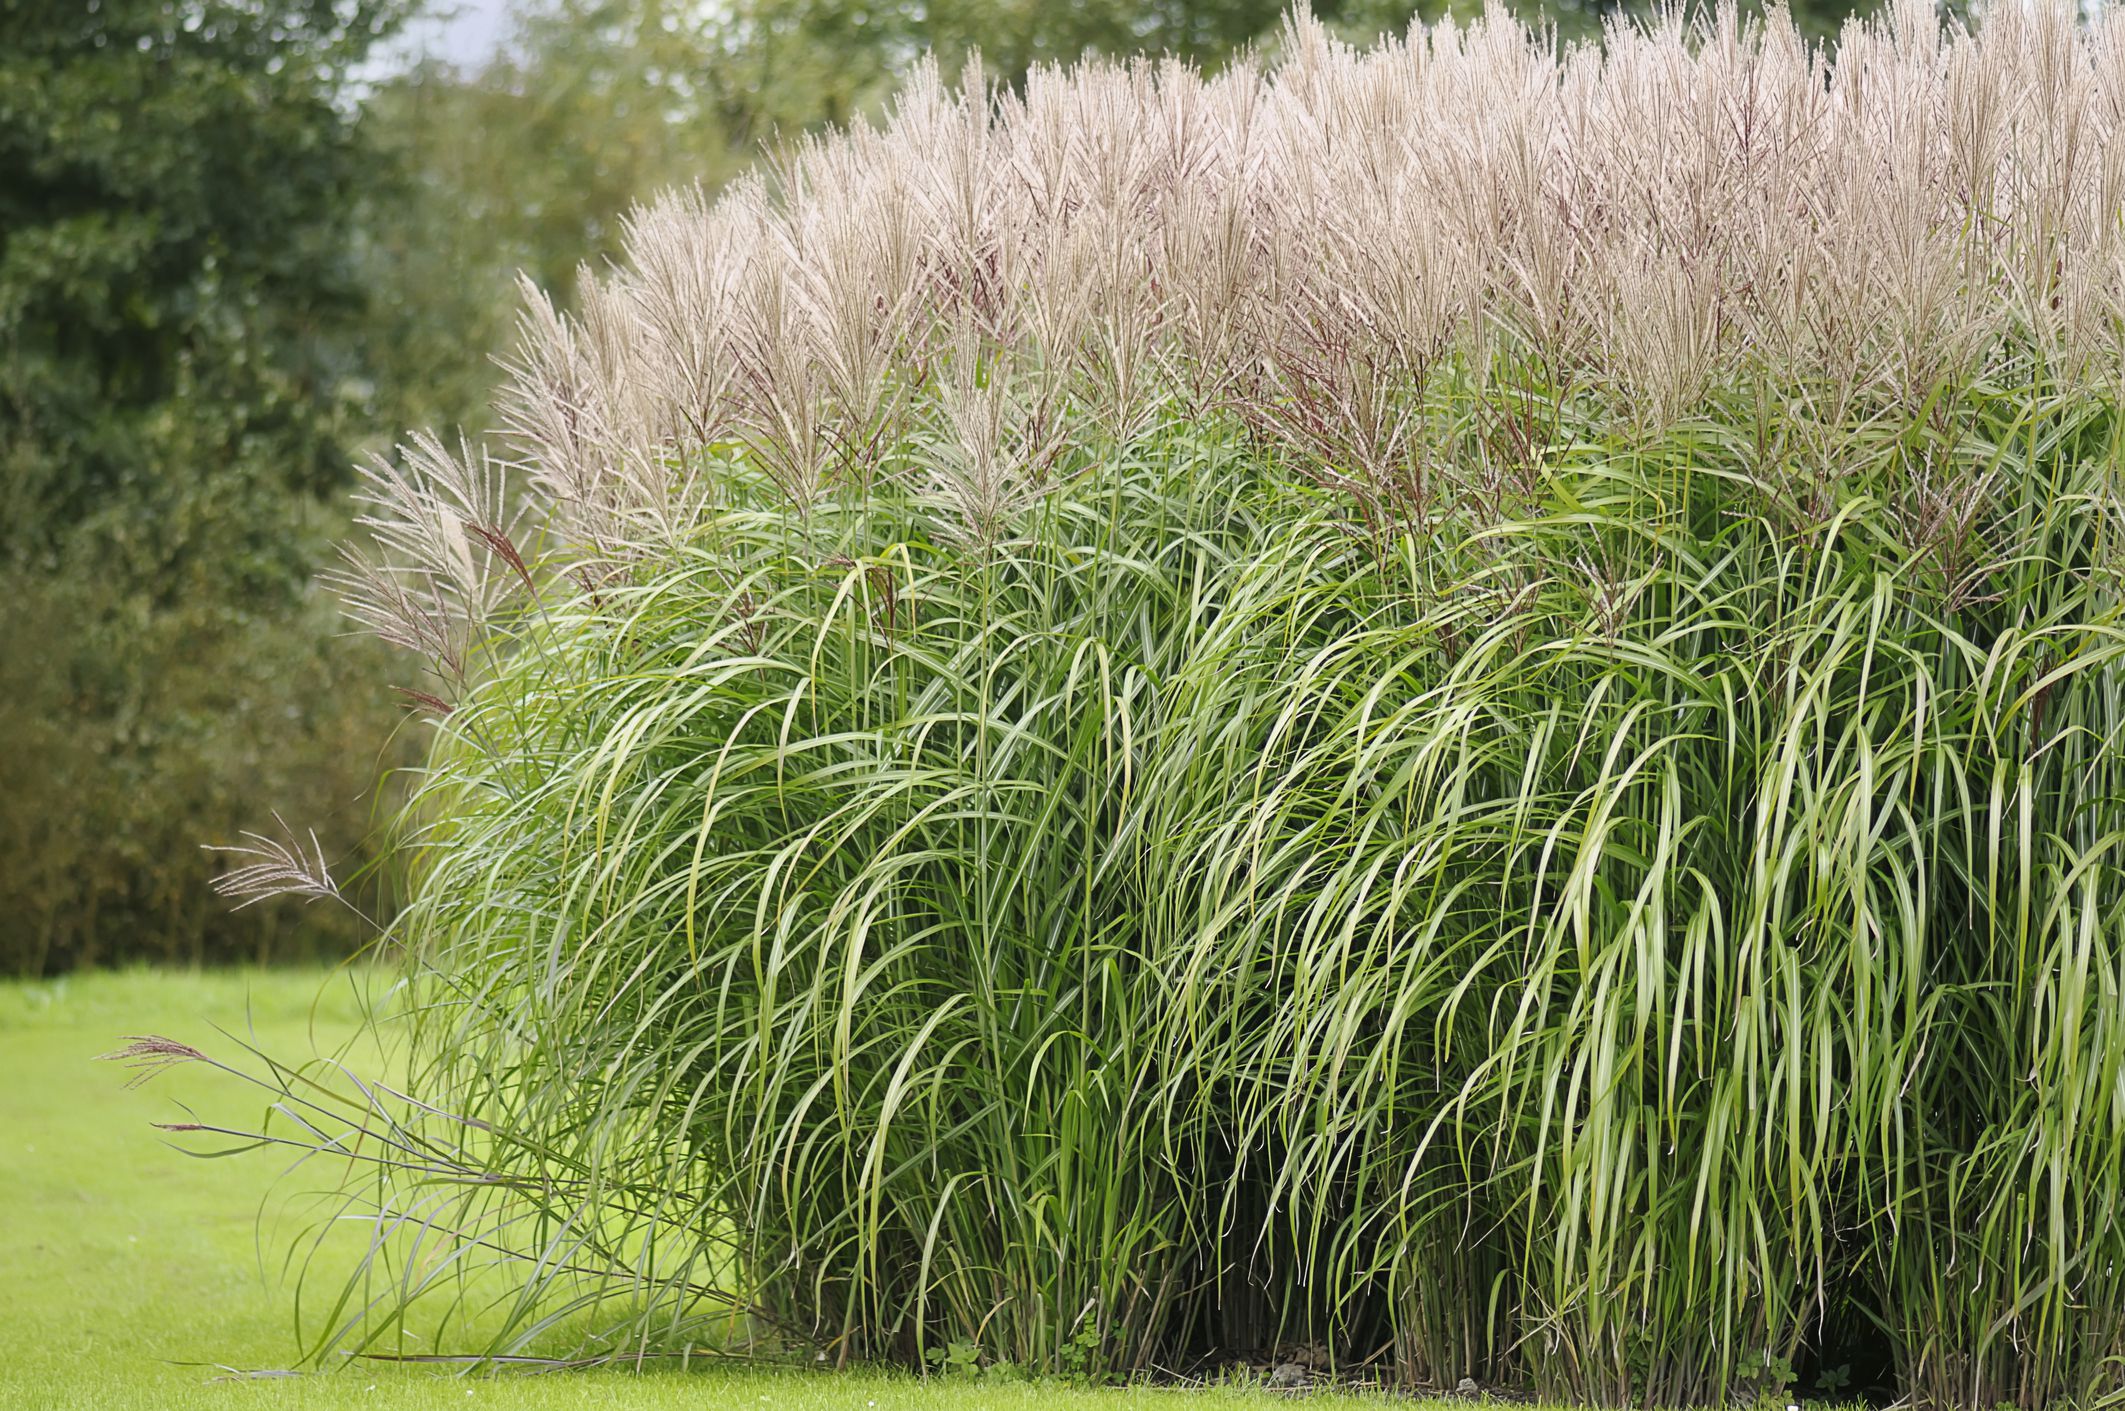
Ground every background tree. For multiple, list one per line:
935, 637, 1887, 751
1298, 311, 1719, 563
0, 0, 410, 972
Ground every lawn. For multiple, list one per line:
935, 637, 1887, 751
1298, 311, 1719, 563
0, 967, 1426, 1411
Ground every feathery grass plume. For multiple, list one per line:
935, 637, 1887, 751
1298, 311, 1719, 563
326, 431, 530, 684
204, 813, 344, 910
219, 3, 2125, 1405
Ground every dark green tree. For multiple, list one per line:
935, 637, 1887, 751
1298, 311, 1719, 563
0, 0, 410, 973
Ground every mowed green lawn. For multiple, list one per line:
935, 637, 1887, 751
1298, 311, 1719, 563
1, 968, 1425, 1411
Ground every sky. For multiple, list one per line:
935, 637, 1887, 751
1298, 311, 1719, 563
385, 0, 516, 71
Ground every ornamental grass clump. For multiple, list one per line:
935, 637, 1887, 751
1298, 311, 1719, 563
220, 3, 2125, 1405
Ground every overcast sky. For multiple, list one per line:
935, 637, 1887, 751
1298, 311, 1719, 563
386, 0, 516, 71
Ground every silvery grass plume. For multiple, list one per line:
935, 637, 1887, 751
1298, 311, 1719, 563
206, 813, 339, 909
326, 430, 531, 692
203, 813, 374, 926
330, 0, 2125, 623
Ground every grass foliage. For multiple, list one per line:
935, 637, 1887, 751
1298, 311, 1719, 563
205, 4, 2125, 1407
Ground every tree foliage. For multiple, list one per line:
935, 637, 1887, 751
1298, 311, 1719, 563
0, 0, 409, 972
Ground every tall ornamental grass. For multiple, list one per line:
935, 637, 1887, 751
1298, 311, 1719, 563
209, 3, 2125, 1405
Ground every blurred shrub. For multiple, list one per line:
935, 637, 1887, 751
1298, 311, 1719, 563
0, 549, 399, 974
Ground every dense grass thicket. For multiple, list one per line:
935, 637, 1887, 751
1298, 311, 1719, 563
210, 4, 2125, 1407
